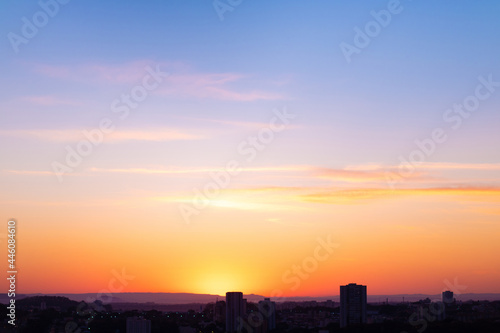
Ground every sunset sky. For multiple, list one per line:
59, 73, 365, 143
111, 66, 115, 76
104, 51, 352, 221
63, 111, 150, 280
1, 1, 499, 298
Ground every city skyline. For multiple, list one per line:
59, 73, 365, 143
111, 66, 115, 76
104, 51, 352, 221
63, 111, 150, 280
5, 290, 500, 333
1, 0, 500, 299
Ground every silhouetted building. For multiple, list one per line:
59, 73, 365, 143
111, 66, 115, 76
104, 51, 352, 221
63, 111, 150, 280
435, 302, 446, 321
418, 302, 446, 321
340, 283, 367, 328
226, 292, 246, 333
258, 298, 276, 331
215, 300, 226, 323
325, 300, 334, 308
442, 290, 454, 304
127, 317, 151, 333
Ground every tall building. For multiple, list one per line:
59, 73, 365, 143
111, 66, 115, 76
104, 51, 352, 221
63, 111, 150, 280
126, 317, 151, 333
442, 291, 454, 304
214, 300, 226, 323
258, 298, 276, 331
226, 292, 246, 333
340, 283, 367, 328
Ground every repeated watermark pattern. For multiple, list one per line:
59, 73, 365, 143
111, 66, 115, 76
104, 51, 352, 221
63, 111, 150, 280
385, 74, 499, 188
178, 106, 296, 224
51, 65, 169, 183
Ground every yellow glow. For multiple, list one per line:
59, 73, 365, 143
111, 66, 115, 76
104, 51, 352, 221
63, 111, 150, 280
197, 274, 242, 296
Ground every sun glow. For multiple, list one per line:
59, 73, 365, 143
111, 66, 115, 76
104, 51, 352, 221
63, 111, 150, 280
197, 274, 244, 296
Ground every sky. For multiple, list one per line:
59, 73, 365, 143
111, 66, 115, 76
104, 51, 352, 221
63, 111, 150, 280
0, 0, 499, 298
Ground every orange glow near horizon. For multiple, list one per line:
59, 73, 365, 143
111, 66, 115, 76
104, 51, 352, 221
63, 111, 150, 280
2, 0, 500, 303
3, 182, 499, 296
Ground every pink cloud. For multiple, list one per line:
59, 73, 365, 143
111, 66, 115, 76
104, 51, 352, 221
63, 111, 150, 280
33, 60, 161, 84
156, 72, 285, 101
22, 95, 79, 106
31, 60, 287, 101
313, 166, 428, 183
89, 165, 310, 175
0, 128, 201, 143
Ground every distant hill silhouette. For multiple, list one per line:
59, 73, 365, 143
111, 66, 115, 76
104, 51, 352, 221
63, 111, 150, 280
2, 292, 500, 305
16, 296, 79, 311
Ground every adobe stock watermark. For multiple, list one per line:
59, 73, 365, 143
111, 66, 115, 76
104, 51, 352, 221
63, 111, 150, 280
178, 107, 296, 224
280, 234, 340, 292
212, 0, 243, 21
237, 234, 339, 333
385, 74, 499, 189
51, 64, 169, 183
65, 267, 135, 333
402, 277, 467, 333
7, 0, 71, 54
340, 0, 405, 64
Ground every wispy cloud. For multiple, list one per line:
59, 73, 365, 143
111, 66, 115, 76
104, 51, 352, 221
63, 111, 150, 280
106, 130, 201, 142
32, 60, 158, 84
418, 162, 500, 171
21, 95, 80, 106
346, 162, 500, 172
0, 128, 202, 143
176, 116, 302, 130
151, 184, 500, 212
467, 206, 500, 216
89, 165, 310, 175
153, 188, 306, 212
156, 195, 292, 211
3, 170, 59, 176
31, 60, 287, 101
6, 161, 499, 209
333, 162, 500, 185
299, 186, 500, 204
7, 161, 498, 187
156, 72, 285, 101
6, 165, 498, 210
314, 167, 427, 183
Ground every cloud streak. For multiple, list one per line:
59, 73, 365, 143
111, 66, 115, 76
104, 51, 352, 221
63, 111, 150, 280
314, 167, 426, 183
21, 95, 80, 106
32, 60, 157, 84
346, 162, 500, 172
299, 186, 500, 204
0, 128, 202, 143
89, 165, 310, 175
156, 71, 285, 101
31, 60, 287, 102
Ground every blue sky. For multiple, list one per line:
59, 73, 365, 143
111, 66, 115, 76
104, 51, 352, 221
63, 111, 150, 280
1, 0, 500, 295
1, 0, 499, 177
